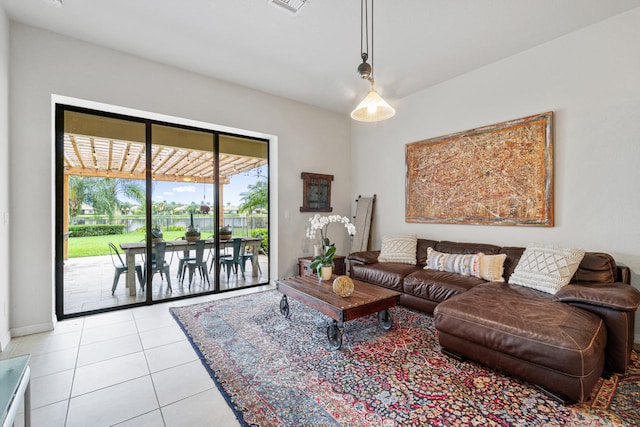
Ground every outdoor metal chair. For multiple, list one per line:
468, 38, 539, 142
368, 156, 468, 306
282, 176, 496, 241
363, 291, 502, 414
241, 235, 262, 274
145, 241, 172, 292
176, 237, 196, 282
208, 235, 231, 273
109, 242, 144, 295
182, 239, 211, 288
220, 237, 245, 281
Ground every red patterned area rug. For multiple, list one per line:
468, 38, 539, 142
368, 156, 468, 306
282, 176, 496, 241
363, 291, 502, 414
170, 290, 639, 426
591, 352, 640, 427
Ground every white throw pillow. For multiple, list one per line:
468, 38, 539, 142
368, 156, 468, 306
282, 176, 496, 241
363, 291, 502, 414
425, 247, 479, 277
508, 244, 586, 294
378, 235, 418, 265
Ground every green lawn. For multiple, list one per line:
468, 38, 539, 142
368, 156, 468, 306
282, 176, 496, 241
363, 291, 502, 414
67, 231, 212, 258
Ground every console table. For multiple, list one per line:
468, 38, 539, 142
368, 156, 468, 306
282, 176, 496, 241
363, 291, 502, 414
298, 255, 346, 277
0, 354, 31, 427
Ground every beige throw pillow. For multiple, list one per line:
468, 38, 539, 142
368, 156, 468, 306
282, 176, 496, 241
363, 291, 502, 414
508, 244, 586, 294
378, 235, 418, 265
477, 253, 507, 282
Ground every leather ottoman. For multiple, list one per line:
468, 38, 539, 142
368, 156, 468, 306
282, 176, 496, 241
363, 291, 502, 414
433, 282, 607, 403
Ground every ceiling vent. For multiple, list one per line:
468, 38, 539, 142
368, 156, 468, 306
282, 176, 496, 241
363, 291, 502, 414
42, 0, 63, 7
269, 0, 308, 15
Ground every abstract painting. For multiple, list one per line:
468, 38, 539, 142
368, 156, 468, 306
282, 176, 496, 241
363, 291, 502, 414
405, 112, 553, 226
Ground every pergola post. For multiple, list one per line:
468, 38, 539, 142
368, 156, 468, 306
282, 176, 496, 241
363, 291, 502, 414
63, 174, 69, 260
218, 181, 224, 228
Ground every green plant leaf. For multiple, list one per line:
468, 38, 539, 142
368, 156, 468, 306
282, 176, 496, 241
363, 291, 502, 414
309, 259, 322, 270
325, 245, 336, 256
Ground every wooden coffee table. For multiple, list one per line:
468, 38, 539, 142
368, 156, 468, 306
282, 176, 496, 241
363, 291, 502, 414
275, 275, 401, 350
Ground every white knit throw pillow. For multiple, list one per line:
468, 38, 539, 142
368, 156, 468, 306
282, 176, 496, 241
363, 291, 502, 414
378, 235, 418, 265
508, 244, 585, 294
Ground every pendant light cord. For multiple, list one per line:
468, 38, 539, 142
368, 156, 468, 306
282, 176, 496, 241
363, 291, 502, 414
360, 0, 367, 60
360, 0, 374, 81
370, 0, 374, 81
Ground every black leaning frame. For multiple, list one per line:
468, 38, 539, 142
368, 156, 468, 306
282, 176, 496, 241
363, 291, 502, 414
54, 104, 271, 320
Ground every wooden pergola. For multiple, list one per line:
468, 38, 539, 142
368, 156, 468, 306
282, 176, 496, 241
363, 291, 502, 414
63, 134, 267, 184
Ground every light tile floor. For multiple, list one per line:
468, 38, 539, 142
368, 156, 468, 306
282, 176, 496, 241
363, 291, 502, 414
1, 285, 275, 427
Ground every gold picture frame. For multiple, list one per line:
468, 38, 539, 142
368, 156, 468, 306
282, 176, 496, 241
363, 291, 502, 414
405, 112, 553, 226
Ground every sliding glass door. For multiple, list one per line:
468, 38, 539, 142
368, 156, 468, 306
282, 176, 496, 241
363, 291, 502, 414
219, 135, 269, 290
57, 110, 147, 315
149, 124, 216, 302
56, 106, 269, 318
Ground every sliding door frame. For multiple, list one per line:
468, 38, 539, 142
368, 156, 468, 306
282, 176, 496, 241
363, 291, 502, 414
54, 104, 270, 320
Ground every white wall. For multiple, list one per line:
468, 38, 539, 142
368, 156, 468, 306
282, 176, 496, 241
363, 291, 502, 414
352, 8, 640, 342
8, 23, 351, 335
0, 6, 10, 350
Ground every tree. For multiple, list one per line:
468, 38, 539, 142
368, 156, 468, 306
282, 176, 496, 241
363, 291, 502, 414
153, 201, 167, 215
186, 203, 200, 214
68, 175, 90, 224
238, 180, 268, 215
86, 178, 145, 221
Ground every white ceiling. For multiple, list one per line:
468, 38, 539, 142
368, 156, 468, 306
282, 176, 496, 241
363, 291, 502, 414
3, 0, 640, 114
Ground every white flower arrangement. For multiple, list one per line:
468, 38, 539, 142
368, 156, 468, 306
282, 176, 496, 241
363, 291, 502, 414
306, 214, 356, 247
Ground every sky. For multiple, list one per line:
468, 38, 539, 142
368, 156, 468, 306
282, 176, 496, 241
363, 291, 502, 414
152, 165, 266, 207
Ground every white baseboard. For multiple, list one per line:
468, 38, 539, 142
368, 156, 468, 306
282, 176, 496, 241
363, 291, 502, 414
635, 333, 640, 349
0, 329, 11, 351
10, 321, 54, 338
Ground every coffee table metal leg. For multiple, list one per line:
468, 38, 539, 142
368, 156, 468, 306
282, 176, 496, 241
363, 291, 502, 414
378, 309, 393, 330
279, 295, 290, 318
326, 320, 343, 350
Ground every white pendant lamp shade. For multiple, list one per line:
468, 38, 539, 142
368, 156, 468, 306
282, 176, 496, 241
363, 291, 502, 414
351, 85, 396, 122
351, 0, 395, 122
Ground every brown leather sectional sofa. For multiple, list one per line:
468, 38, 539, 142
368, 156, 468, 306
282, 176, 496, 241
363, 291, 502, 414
347, 238, 640, 402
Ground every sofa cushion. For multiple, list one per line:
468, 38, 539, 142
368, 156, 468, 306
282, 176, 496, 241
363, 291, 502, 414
435, 282, 605, 375
508, 244, 586, 294
416, 239, 439, 266
500, 247, 525, 282
434, 241, 501, 255
425, 247, 480, 277
350, 262, 421, 292
434, 281, 607, 402
477, 253, 507, 282
572, 252, 617, 284
403, 269, 485, 303
378, 235, 418, 265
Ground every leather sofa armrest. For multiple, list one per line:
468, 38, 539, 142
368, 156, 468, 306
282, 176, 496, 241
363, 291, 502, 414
618, 265, 631, 285
555, 283, 640, 312
347, 250, 381, 265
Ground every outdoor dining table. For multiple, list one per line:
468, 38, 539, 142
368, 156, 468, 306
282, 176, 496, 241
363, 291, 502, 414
119, 237, 262, 296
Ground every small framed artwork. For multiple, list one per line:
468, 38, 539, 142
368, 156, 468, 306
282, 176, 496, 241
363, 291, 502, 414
300, 172, 333, 212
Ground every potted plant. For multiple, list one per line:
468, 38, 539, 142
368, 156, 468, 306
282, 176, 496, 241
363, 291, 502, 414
306, 214, 356, 255
151, 224, 163, 242
309, 245, 336, 280
185, 213, 201, 241
219, 224, 233, 240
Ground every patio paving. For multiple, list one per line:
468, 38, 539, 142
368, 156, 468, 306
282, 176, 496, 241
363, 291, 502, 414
63, 252, 269, 315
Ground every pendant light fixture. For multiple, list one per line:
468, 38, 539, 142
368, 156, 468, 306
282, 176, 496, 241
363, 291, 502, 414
350, 0, 396, 122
